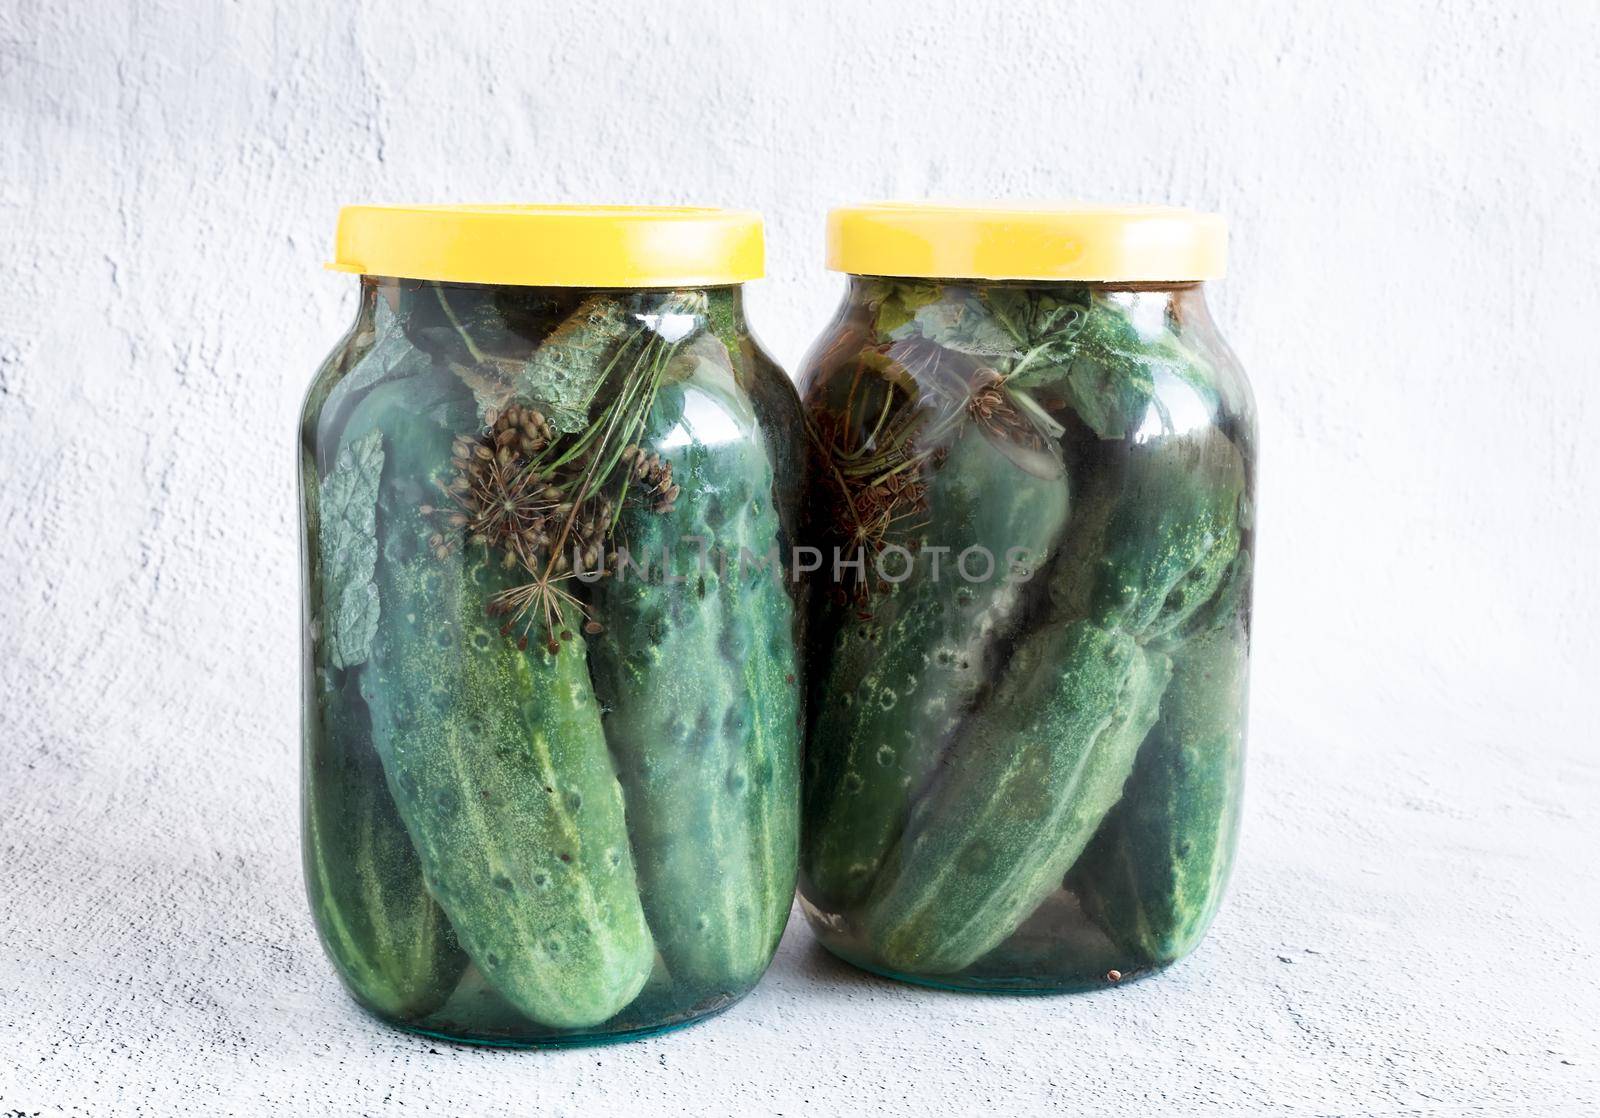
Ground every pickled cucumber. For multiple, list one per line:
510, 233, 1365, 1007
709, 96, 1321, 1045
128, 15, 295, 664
357, 389, 655, 1030
1070, 553, 1251, 964
591, 360, 800, 1000
303, 673, 466, 1018
802, 425, 1069, 907
859, 620, 1171, 974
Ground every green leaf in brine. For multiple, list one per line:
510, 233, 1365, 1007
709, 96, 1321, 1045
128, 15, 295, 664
910, 296, 1016, 358
860, 279, 944, 340
980, 289, 1087, 379
1003, 295, 1218, 441
318, 429, 385, 669
401, 284, 527, 368
338, 296, 416, 397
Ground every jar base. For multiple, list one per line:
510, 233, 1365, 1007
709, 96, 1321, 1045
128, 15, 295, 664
812, 937, 1171, 996
801, 890, 1179, 994
356, 992, 748, 1050
388, 1001, 739, 1049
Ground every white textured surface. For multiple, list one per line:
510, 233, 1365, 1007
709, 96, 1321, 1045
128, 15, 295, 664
3, 1, 1598, 1113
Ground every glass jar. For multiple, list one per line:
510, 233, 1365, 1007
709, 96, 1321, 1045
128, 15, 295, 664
796, 204, 1256, 992
298, 205, 804, 1045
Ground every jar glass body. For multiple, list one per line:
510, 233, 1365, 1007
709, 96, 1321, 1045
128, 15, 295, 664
298, 277, 804, 1044
796, 276, 1256, 991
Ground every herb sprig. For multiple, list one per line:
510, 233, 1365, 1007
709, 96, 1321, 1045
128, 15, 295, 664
423, 292, 701, 650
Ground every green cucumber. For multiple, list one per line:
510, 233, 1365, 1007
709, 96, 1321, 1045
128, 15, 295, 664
1052, 431, 1244, 641
301, 396, 466, 1020
802, 425, 1069, 908
303, 672, 467, 1018
858, 619, 1171, 974
1070, 552, 1251, 964
590, 358, 800, 999
357, 390, 655, 1030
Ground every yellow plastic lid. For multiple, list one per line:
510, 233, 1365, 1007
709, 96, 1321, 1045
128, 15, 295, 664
328, 204, 764, 287
827, 202, 1226, 282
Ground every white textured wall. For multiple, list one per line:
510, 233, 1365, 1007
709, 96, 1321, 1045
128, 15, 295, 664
3, 1, 1597, 1113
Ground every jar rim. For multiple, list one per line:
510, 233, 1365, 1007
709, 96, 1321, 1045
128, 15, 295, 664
827, 202, 1226, 282
328, 204, 764, 288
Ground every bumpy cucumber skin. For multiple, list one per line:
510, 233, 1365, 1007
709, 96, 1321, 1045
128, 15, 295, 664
591, 376, 800, 1001
300, 346, 467, 1022
802, 428, 1069, 908
359, 397, 655, 1031
1044, 431, 1249, 969
1052, 433, 1244, 642
303, 674, 467, 1018
1070, 552, 1251, 965
858, 620, 1171, 975
1070, 628, 1247, 965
